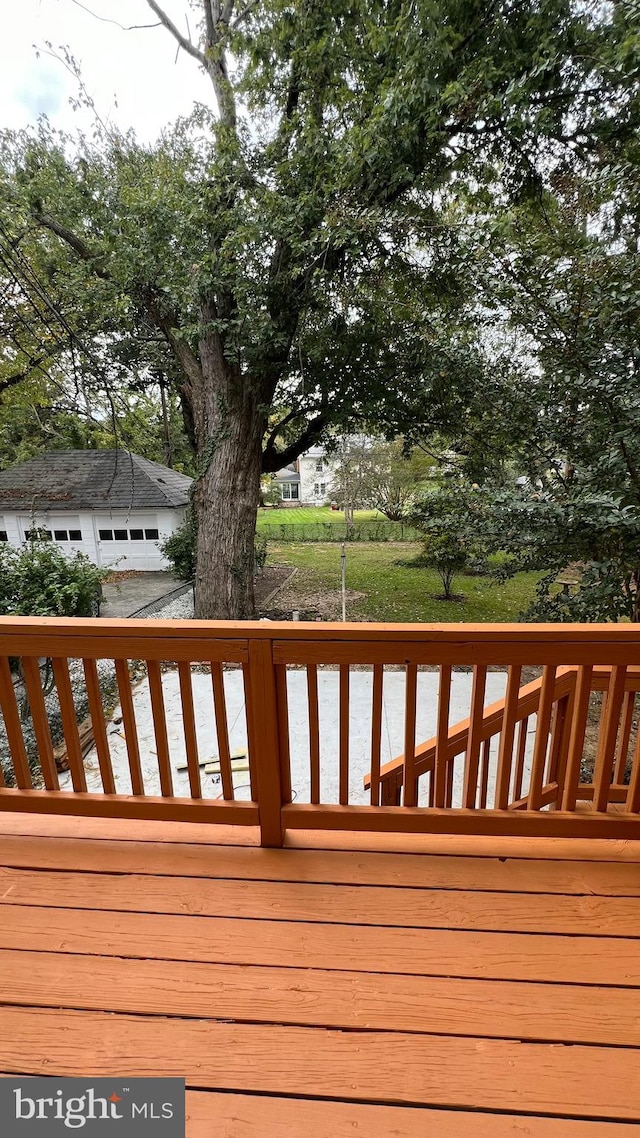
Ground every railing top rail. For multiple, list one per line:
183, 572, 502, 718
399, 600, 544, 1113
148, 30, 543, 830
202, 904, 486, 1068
2, 615, 640, 645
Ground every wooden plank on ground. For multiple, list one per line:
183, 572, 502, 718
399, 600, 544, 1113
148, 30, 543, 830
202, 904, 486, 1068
1, 836, 640, 895
3, 906, 639, 986
3, 948, 640, 1046
184, 1090, 640, 1138
2, 867, 640, 935
0, 1007, 639, 1119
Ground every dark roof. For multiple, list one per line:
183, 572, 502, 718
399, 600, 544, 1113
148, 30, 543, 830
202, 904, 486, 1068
0, 451, 193, 511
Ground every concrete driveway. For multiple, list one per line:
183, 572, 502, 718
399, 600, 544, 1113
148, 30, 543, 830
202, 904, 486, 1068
100, 572, 179, 618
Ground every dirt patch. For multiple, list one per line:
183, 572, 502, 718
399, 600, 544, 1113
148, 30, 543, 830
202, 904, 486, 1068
263, 586, 366, 621
254, 566, 297, 609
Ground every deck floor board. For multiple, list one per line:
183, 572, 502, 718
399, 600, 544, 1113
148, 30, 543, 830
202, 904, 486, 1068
1, 818, 639, 1135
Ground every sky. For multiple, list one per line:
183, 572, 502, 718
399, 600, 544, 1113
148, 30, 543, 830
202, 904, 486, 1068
0, 0, 213, 142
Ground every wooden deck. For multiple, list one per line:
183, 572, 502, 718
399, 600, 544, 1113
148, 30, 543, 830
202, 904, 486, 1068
1, 813, 640, 1135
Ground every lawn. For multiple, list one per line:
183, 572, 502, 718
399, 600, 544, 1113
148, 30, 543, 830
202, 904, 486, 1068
267, 542, 541, 623
257, 506, 381, 526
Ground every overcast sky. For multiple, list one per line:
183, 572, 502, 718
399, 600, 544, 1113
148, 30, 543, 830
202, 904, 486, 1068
0, 0, 213, 142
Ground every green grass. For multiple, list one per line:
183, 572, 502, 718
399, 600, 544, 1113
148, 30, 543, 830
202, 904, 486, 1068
267, 541, 541, 623
257, 507, 381, 526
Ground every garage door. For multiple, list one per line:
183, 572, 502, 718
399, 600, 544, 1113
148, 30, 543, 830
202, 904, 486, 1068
18, 515, 96, 563
95, 514, 165, 571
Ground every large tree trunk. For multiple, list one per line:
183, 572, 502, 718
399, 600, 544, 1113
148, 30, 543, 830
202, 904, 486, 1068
193, 324, 266, 620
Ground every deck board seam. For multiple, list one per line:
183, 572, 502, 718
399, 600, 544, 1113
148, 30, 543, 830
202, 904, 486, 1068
3, 1000, 640, 1051
4, 943, 640, 988
3, 897, 640, 938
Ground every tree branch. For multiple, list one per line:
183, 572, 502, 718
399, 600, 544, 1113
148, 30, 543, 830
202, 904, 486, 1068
31, 211, 111, 279
69, 1, 161, 31
231, 0, 259, 27
145, 0, 206, 65
262, 412, 330, 473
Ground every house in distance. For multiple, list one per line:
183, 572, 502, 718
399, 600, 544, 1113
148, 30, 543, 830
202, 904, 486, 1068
0, 450, 192, 571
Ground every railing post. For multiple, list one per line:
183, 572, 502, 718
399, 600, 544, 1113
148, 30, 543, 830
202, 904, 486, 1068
247, 638, 285, 847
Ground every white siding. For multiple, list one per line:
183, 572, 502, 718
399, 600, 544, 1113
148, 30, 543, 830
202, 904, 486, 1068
298, 453, 337, 505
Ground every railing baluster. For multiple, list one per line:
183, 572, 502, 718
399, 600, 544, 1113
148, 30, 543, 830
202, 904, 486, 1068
247, 639, 283, 847
512, 717, 528, 802
146, 660, 173, 798
479, 737, 491, 808
434, 665, 452, 808
614, 691, 636, 786
462, 665, 487, 809
83, 659, 116, 795
561, 666, 593, 811
20, 658, 57, 790
625, 717, 640, 813
0, 657, 31, 789
275, 664, 292, 805
495, 665, 522, 809
593, 666, 627, 812
528, 666, 556, 810
402, 663, 418, 807
178, 661, 201, 799
551, 687, 576, 811
115, 658, 144, 796
211, 662, 234, 800
369, 664, 384, 806
52, 658, 87, 793
307, 663, 321, 804
339, 664, 350, 805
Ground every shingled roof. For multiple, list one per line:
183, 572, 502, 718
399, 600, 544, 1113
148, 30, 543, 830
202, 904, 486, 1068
0, 451, 193, 511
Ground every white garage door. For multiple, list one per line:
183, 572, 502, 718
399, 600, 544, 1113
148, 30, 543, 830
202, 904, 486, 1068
18, 515, 96, 563
95, 514, 165, 570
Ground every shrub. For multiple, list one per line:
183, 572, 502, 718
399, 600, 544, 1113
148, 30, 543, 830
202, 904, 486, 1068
0, 536, 106, 618
160, 510, 197, 581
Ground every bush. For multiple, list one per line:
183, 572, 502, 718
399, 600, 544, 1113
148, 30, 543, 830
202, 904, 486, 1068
0, 536, 106, 617
407, 481, 490, 600
160, 510, 197, 581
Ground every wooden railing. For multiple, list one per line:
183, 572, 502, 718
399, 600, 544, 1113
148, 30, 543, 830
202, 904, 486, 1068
0, 617, 640, 845
369, 664, 640, 814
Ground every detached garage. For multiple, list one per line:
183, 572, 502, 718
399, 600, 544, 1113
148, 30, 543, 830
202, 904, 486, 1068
0, 450, 192, 571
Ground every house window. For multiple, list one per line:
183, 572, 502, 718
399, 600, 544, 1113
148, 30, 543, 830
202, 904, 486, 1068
113, 529, 128, 541
54, 530, 69, 541
98, 529, 113, 541
145, 528, 159, 540
280, 483, 299, 500
130, 528, 144, 540
0, 531, 7, 542
314, 482, 327, 497
315, 459, 324, 472
69, 530, 82, 541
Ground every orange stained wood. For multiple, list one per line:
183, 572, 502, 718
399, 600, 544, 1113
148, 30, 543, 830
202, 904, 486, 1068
2, 813, 640, 1137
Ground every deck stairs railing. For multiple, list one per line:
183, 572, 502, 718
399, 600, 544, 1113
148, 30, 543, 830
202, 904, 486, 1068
370, 665, 640, 813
